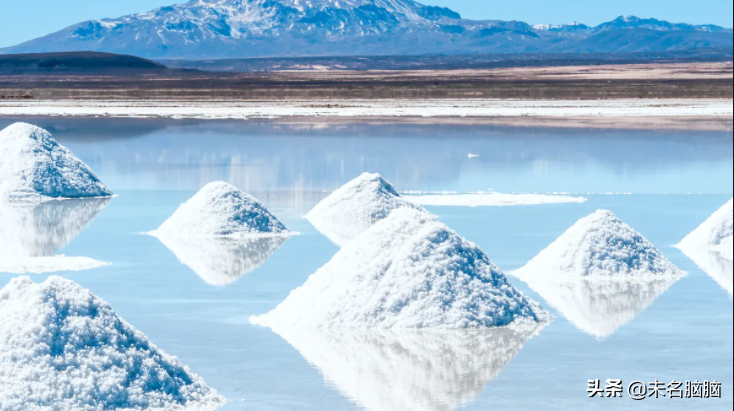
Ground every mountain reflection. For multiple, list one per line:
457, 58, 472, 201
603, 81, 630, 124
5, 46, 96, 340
0, 199, 110, 273
517, 275, 684, 339
266, 324, 545, 411
155, 235, 288, 286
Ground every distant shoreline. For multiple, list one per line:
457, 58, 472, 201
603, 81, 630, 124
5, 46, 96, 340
1, 99, 731, 131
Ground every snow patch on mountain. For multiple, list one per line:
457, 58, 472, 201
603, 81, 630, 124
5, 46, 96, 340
0, 276, 225, 411
0, 123, 113, 201
253, 208, 551, 329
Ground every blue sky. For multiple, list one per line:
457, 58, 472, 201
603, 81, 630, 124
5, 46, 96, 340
1, 0, 732, 48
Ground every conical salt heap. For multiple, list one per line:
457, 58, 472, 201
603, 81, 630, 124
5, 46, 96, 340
306, 172, 423, 246
253, 208, 550, 329
0, 123, 113, 200
0, 276, 225, 411
515, 210, 685, 279
151, 181, 291, 238
513, 210, 686, 338
676, 199, 733, 295
677, 199, 733, 260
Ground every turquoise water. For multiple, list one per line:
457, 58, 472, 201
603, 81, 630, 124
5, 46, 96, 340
0, 118, 732, 410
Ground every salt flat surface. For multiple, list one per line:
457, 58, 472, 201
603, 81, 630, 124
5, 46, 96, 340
0, 198, 110, 274
254, 208, 550, 329
0, 99, 731, 119
306, 173, 423, 246
404, 192, 587, 207
264, 324, 546, 411
0, 123, 113, 200
0, 276, 225, 411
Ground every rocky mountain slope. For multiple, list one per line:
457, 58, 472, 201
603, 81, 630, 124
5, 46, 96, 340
1, 0, 731, 58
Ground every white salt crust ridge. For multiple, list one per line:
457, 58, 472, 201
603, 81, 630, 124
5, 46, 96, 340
156, 235, 287, 286
151, 181, 290, 238
306, 172, 424, 246
403, 192, 587, 207
514, 210, 685, 279
0, 123, 113, 200
253, 208, 551, 329
0, 255, 109, 275
266, 324, 547, 411
676, 199, 733, 260
0, 276, 225, 411
0, 198, 111, 274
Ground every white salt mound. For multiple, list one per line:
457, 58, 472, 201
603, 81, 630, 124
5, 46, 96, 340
151, 181, 290, 238
253, 208, 550, 329
306, 172, 423, 246
0, 123, 113, 200
514, 210, 685, 279
676, 199, 733, 260
0, 276, 225, 411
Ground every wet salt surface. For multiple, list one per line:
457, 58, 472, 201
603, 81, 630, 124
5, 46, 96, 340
0, 118, 732, 410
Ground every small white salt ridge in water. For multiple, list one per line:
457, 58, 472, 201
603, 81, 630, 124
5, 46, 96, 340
0, 123, 113, 201
252, 208, 550, 329
404, 192, 587, 207
150, 181, 291, 238
676, 199, 733, 260
514, 210, 685, 279
0, 255, 108, 275
0, 276, 225, 411
306, 172, 424, 246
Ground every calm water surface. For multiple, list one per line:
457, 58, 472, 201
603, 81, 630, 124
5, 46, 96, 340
0, 118, 732, 411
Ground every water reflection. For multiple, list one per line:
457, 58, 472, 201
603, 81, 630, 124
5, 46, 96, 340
16, 118, 729, 195
267, 324, 545, 411
679, 248, 733, 296
0, 199, 110, 273
517, 276, 684, 339
155, 235, 288, 286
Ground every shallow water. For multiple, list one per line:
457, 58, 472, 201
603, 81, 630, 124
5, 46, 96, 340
0, 118, 732, 410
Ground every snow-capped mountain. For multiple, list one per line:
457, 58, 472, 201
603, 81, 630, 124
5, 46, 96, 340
1, 0, 731, 58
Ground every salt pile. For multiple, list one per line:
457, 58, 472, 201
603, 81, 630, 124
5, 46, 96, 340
0, 198, 110, 274
676, 199, 733, 260
0, 276, 225, 411
253, 208, 550, 329
150, 181, 291, 238
675, 199, 733, 295
0, 123, 113, 200
306, 173, 423, 246
514, 210, 685, 279
512, 210, 685, 338
267, 325, 546, 411
157, 236, 287, 286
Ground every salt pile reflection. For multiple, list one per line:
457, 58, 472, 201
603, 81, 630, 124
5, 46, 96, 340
0, 199, 110, 274
155, 235, 287, 286
266, 324, 546, 411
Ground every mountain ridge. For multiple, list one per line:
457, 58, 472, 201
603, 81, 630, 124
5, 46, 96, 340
1, 0, 731, 58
